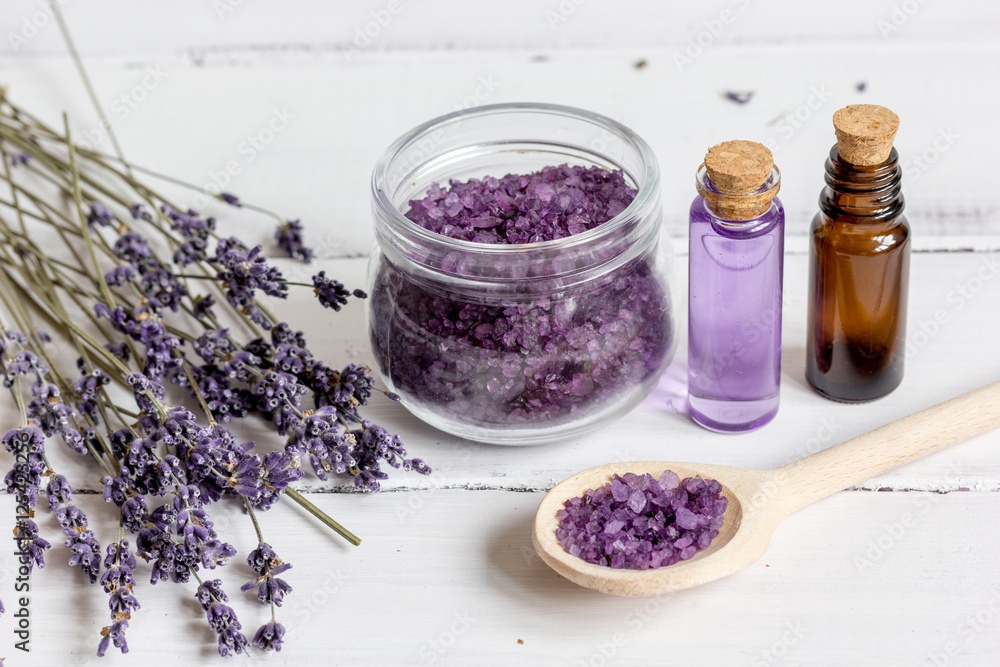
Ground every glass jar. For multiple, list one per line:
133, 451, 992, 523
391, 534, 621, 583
367, 103, 676, 445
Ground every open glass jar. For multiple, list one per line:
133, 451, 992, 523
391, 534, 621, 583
368, 103, 675, 444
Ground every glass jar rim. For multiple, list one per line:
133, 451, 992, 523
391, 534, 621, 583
370, 102, 661, 257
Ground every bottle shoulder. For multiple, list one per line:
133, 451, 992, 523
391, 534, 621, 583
811, 212, 909, 255
691, 196, 784, 239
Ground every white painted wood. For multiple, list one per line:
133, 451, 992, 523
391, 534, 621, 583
0, 45, 997, 258
0, 17, 998, 661
1, 0, 996, 58
8, 490, 1000, 665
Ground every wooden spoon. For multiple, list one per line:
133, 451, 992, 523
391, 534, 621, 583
532, 381, 1000, 596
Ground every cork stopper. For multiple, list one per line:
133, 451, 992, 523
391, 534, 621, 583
832, 104, 900, 166
698, 140, 778, 220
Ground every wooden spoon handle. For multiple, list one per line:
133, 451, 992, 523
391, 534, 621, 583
773, 380, 1000, 514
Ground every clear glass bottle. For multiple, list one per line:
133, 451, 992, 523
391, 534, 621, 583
687, 142, 784, 433
368, 103, 676, 445
805, 146, 910, 401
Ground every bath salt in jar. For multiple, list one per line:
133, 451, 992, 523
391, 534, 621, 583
367, 103, 676, 444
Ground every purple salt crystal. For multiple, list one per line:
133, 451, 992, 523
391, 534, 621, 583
674, 506, 699, 530
370, 165, 672, 429
555, 470, 728, 570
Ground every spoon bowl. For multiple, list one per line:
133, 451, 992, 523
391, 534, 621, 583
533, 381, 1000, 596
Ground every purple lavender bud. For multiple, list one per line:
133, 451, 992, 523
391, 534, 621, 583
192, 294, 217, 319
311, 271, 351, 311
4, 350, 48, 387
65, 529, 102, 583
15, 519, 51, 570
161, 204, 216, 239
219, 192, 241, 207
112, 232, 158, 273
241, 542, 293, 606
10, 152, 30, 167
724, 90, 754, 105
97, 620, 130, 656
274, 219, 313, 262
252, 621, 286, 652
87, 202, 115, 228
213, 239, 288, 327
129, 202, 153, 221
140, 268, 189, 313
173, 237, 208, 266
104, 264, 137, 287
250, 371, 306, 436
45, 474, 72, 511
271, 322, 307, 348
196, 580, 249, 657
192, 329, 233, 363
2, 426, 45, 456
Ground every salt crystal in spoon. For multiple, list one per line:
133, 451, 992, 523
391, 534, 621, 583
532, 381, 1000, 596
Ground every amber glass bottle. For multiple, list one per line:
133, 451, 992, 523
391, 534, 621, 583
806, 105, 909, 402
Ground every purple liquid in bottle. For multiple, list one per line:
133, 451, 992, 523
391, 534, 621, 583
687, 195, 785, 433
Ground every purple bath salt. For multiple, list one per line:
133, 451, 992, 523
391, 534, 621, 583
369, 165, 672, 430
404, 165, 637, 244
555, 471, 728, 570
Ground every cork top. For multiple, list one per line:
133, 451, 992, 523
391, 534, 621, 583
698, 140, 779, 221
832, 104, 900, 166
704, 140, 773, 194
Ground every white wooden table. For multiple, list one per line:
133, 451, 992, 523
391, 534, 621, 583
1, 2, 999, 665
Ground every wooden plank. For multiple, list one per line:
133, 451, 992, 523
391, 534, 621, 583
11, 490, 1000, 664
15, 251, 997, 496
0, 45, 996, 259
2, 0, 997, 57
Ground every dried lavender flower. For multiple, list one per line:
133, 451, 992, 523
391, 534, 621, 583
275, 219, 313, 262
252, 621, 286, 652
196, 579, 249, 657
724, 90, 754, 105
87, 202, 114, 228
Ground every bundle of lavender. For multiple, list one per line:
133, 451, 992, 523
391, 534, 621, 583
0, 94, 430, 657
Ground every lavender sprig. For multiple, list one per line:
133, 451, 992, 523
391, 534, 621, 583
0, 24, 430, 656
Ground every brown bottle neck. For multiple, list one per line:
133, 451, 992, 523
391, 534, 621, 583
819, 146, 904, 222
